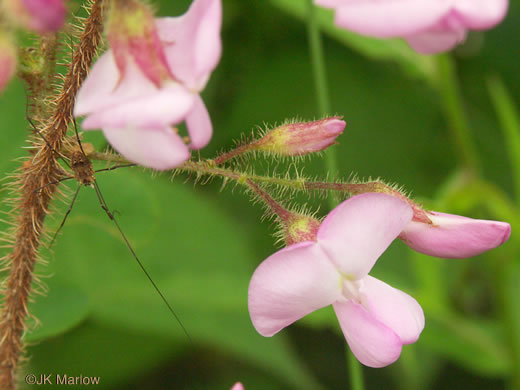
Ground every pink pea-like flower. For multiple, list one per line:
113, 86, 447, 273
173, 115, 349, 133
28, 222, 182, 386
74, 0, 222, 170
248, 193, 424, 368
314, 0, 509, 53
5, 0, 66, 33
400, 211, 511, 258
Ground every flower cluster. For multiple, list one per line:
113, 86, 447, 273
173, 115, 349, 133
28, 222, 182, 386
248, 193, 510, 367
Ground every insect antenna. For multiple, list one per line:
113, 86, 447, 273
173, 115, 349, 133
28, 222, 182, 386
49, 185, 81, 247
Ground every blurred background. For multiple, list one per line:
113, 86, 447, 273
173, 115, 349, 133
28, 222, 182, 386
0, 0, 519, 389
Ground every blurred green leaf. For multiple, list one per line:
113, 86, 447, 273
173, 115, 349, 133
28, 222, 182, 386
269, 0, 434, 80
24, 281, 89, 343
24, 321, 180, 389
421, 313, 510, 376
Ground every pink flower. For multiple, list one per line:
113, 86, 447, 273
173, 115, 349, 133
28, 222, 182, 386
231, 382, 244, 390
74, 0, 222, 170
400, 211, 511, 258
248, 193, 425, 368
314, 0, 509, 53
5, 0, 66, 33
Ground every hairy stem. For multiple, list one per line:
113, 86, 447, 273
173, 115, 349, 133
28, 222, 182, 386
89, 152, 431, 224
245, 179, 292, 222
0, 2, 105, 388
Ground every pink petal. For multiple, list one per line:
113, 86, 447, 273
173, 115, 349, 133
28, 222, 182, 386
231, 383, 244, 390
400, 212, 511, 258
317, 193, 413, 279
359, 276, 424, 344
333, 301, 402, 368
405, 27, 466, 54
81, 83, 194, 130
324, 1, 452, 38
454, 0, 509, 29
75, 51, 156, 117
156, 0, 222, 91
185, 94, 213, 149
248, 242, 341, 337
102, 126, 190, 170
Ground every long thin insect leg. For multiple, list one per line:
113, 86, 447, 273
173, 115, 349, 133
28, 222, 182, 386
72, 118, 88, 158
91, 179, 192, 342
95, 164, 137, 174
33, 176, 76, 194
49, 185, 82, 247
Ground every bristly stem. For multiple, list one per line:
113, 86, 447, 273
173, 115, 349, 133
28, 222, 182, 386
306, 0, 340, 209
245, 179, 292, 222
89, 152, 431, 224
0, 1, 105, 388
213, 144, 252, 165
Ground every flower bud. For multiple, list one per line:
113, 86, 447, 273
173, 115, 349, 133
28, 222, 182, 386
5, 0, 66, 33
108, 0, 172, 87
252, 117, 345, 156
0, 35, 17, 94
400, 211, 511, 258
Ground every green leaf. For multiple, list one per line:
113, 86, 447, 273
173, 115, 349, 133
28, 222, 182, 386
25, 321, 181, 389
421, 313, 510, 376
269, 0, 434, 80
24, 281, 89, 343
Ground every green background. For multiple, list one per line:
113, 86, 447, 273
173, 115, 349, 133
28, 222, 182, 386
0, 0, 519, 389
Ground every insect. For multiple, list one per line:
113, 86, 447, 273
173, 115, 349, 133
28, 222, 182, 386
31, 119, 191, 341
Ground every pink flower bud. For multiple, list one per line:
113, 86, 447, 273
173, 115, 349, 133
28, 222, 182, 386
253, 117, 345, 156
108, 0, 172, 87
6, 0, 66, 33
400, 211, 511, 258
0, 36, 17, 94
231, 383, 244, 390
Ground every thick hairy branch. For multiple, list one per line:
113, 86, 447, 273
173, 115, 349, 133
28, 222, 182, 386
0, 1, 105, 389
